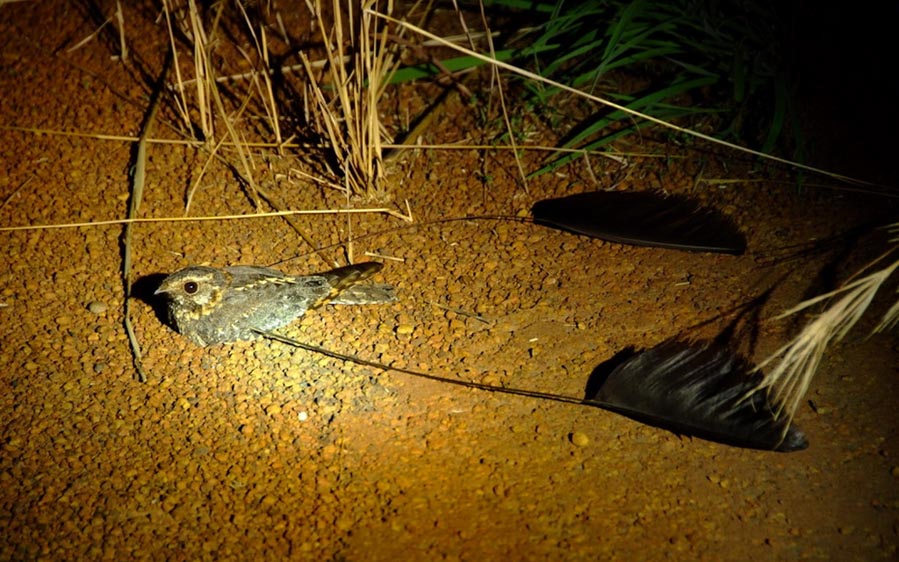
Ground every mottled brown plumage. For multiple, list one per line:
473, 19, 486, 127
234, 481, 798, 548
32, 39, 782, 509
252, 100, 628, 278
154, 262, 395, 346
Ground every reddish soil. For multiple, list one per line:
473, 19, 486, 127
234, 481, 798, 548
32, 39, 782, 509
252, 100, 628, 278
1, 2, 897, 561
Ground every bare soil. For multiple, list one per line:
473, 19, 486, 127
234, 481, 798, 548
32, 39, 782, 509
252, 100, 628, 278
1, 3, 897, 561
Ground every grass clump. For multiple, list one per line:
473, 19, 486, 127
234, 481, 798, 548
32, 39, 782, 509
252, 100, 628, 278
477, 0, 800, 175
302, 0, 400, 200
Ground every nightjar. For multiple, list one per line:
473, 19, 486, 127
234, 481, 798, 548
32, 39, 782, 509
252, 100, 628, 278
154, 262, 396, 346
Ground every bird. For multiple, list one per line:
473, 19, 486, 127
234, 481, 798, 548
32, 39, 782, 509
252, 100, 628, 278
154, 262, 396, 346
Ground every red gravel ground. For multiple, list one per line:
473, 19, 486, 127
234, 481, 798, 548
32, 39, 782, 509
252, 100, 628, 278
1, 2, 897, 560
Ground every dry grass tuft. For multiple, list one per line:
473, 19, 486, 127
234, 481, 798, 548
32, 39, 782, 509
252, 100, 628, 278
163, 0, 216, 142
302, 0, 400, 199
752, 224, 899, 427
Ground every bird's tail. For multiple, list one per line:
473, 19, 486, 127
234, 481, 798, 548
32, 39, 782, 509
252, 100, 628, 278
314, 262, 396, 307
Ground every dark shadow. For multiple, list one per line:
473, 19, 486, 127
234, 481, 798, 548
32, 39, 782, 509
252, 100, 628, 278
659, 273, 787, 359
711, 282, 780, 357
583, 347, 635, 400
796, 222, 886, 304
754, 219, 895, 337
757, 220, 888, 268
131, 273, 172, 328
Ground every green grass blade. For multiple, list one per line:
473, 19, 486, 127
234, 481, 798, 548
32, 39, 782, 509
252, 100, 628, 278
760, 77, 787, 153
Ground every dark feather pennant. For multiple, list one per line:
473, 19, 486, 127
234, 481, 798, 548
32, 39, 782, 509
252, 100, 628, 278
532, 190, 747, 254
584, 341, 808, 452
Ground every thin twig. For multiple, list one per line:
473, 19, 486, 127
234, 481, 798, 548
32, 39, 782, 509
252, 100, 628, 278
170, 56, 349, 87
67, 17, 111, 53
0, 207, 414, 232
5, 124, 897, 184
123, 55, 171, 383
256, 330, 585, 406
0, 177, 32, 212
115, 0, 128, 61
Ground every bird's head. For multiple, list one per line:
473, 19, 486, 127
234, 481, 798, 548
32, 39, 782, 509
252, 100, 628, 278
155, 266, 229, 315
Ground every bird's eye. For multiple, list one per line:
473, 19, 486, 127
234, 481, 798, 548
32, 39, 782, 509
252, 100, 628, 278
183, 281, 199, 294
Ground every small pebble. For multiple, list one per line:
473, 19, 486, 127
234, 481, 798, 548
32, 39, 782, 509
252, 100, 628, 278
396, 324, 414, 336
570, 432, 590, 447
298, 411, 309, 422
87, 301, 107, 314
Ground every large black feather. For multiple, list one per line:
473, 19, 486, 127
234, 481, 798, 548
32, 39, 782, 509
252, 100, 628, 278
584, 341, 808, 452
532, 190, 747, 254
